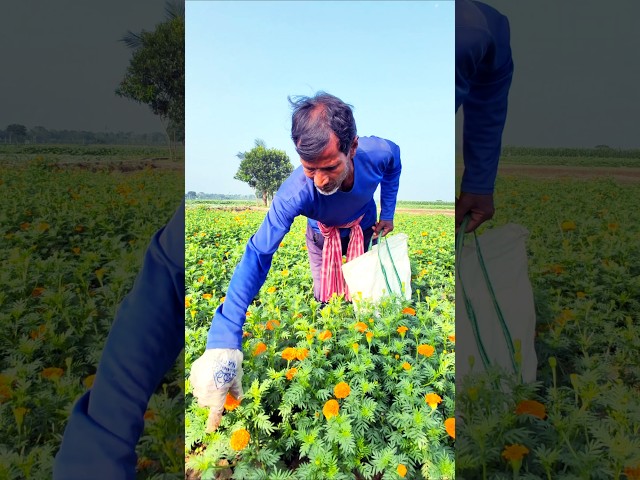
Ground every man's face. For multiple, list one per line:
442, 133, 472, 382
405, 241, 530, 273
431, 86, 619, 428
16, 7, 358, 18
300, 134, 358, 195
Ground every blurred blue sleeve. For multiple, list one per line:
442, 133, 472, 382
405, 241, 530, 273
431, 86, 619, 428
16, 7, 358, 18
53, 201, 185, 479
379, 139, 402, 221
456, 0, 514, 194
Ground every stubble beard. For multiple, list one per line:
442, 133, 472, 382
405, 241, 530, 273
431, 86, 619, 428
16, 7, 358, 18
315, 158, 351, 196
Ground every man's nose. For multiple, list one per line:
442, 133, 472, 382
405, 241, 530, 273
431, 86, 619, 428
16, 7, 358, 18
315, 172, 329, 188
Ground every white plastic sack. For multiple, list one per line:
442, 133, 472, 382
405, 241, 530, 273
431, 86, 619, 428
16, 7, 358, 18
342, 233, 412, 308
456, 223, 537, 384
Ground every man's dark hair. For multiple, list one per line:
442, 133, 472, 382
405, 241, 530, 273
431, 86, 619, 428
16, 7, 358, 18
288, 92, 357, 161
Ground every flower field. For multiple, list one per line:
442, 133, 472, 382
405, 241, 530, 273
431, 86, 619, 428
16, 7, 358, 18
456, 173, 640, 479
0, 154, 184, 479
185, 207, 456, 479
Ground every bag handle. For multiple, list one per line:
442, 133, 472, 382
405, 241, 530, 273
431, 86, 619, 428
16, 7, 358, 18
456, 216, 521, 381
368, 234, 404, 296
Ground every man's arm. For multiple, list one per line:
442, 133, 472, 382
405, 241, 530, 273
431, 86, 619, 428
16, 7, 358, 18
372, 139, 402, 238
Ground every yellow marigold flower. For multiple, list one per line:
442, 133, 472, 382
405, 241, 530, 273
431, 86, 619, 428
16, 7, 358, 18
220, 296, 226, 303
318, 330, 332, 341
394, 354, 399, 359
421, 231, 428, 236
402, 307, 416, 316
444, 417, 455, 438
282, 347, 297, 361
425, 393, 442, 409
253, 342, 267, 356
266, 319, 280, 330
224, 393, 241, 411
418, 344, 435, 357
83, 374, 96, 389
72, 247, 81, 255
576, 291, 586, 299
267, 286, 276, 294
0, 385, 13, 403
230, 429, 251, 451
281, 269, 289, 276
323, 399, 339, 419
286, 367, 298, 381
397, 326, 409, 335
42, 367, 64, 381
561, 220, 576, 231
502, 444, 529, 461
354, 322, 368, 332
366, 332, 373, 342
402, 362, 411, 371
397, 464, 407, 477
184, 297, 191, 308
202, 293, 212, 300
334, 382, 351, 399
515, 400, 546, 419
295, 348, 309, 361
197, 276, 205, 283
352, 343, 359, 353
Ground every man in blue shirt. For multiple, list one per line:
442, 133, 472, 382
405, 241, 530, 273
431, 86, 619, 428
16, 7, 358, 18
190, 92, 402, 431
456, 0, 514, 233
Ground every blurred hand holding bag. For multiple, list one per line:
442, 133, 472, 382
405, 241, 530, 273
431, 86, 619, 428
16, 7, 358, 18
456, 220, 538, 385
341, 233, 412, 307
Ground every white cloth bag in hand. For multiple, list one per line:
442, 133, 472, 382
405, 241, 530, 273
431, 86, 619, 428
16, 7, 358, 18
456, 223, 537, 385
342, 233, 412, 307
189, 348, 243, 432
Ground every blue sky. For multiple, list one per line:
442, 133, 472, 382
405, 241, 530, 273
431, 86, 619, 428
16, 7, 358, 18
186, 1, 454, 201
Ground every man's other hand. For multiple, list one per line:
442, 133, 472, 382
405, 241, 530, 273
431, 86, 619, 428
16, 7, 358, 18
456, 192, 495, 233
372, 219, 394, 239
189, 348, 244, 433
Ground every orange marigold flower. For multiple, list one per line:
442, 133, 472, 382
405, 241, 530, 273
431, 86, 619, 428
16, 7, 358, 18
197, 276, 205, 282
448, 334, 456, 343
29, 324, 46, 340
137, 457, 154, 470
242, 331, 251, 338
502, 444, 529, 461
402, 307, 416, 316
352, 343, 359, 353
397, 464, 407, 478
323, 399, 339, 419
144, 409, 156, 421
366, 332, 373, 342
266, 319, 280, 331
295, 348, 309, 361
354, 322, 368, 332
334, 382, 351, 399
515, 400, 546, 420
624, 466, 640, 480
444, 417, 455, 438
286, 368, 298, 380
202, 293, 212, 300
397, 326, 409, 335
253, 342, 267, 356
318, 330, 332, 341
42, 367, 64, 380
185, 297, 191, 308
224, 393, 241, 411
402, 362, 411, 371
0, 385, 13, 402
281, 347, 297, 361
425, 393, 442, 409
230, 429, 251, 451
83, 374, 96, 389
418, 344, 435, 357
31, 287, 45, 297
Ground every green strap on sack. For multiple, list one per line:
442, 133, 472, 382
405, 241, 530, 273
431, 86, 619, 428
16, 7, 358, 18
456, 216, 521, 381
368, 234, 403, 296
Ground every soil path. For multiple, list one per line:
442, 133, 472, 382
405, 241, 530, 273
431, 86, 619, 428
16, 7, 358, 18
457, 164, 640, 183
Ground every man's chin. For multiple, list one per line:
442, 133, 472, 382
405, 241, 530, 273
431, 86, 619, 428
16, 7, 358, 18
316, 185, 339, 196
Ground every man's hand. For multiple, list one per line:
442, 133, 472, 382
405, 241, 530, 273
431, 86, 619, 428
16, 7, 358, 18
456, 192, 494, 233
189, 349, 243, 433
372, 220, 394, 239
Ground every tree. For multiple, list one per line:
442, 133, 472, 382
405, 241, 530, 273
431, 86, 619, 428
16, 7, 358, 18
116, 1, 184, 157
6, 124, 27, 144
185, 191, 196, 200
234, 139, 293, 207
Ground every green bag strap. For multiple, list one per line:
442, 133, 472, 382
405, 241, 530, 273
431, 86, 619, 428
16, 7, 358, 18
368, 234, 403, 296
456, 216, 521, 381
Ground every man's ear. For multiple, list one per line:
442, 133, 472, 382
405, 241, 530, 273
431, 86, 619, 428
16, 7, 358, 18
350, 136, 359, 157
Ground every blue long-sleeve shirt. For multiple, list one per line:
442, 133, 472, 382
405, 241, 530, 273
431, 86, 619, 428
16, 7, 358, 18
456, 0, 514, 194
53, 202, 184, 479
206, 135, 401, 350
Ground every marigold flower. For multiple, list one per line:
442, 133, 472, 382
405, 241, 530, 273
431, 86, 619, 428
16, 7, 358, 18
397, 464, 407, 477
352, 343, 359, 353
448, 334, 455, 343
334, 382, 351, 399
318, 330, 332, 341
576, 291, 586, 299
421, 231, 428, 236
220, 296, 226, 303
444, 417, 455, 438
395, 354, 400, 359
197, 276, 205, 283
230, 428, 251, 451
502, 444, 529, 461
267, 286, 276, 294
184, 297, 191, 308
366, 332, 373, 342
515, 400, 546, 419
31, 287, 45, 297
42, 367, 64, 380
624, 466, 640, 480
29, 324, 46, 340
143, 409, 156, 421
224, 393, 241, 411
137, 457, 154, 470
425, 393, 442, 409
265, 319, 280, 330
397, 326, 408, 335
418, 344, 435, 357
286, 368, 298, 380
0, 385, 13, 402
281, 269, 289, 276
561, 220, 576, 232
295, 348, 309, 361
242, 331, 251, 338
323, 399, 339, 419
281, 347, 297, 361
402, 307, 416, 316
402, 362, 411, 371
72, 247, 81, 255
202, 293, 212, 300
83, 374, 96, 389
253, 342, 267, 356
354, 322, 368, 332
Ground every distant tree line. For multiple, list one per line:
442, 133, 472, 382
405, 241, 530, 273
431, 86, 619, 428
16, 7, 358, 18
185, 192, 258, 201
0, 124, 168, 145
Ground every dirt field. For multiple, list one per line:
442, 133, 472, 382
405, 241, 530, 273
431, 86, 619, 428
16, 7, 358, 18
456, 164, 640, 184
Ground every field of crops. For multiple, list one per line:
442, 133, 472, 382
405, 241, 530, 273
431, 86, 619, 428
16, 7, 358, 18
0, 153, 184, 478
185, 207, 456, 479
456, 172, 640, 479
